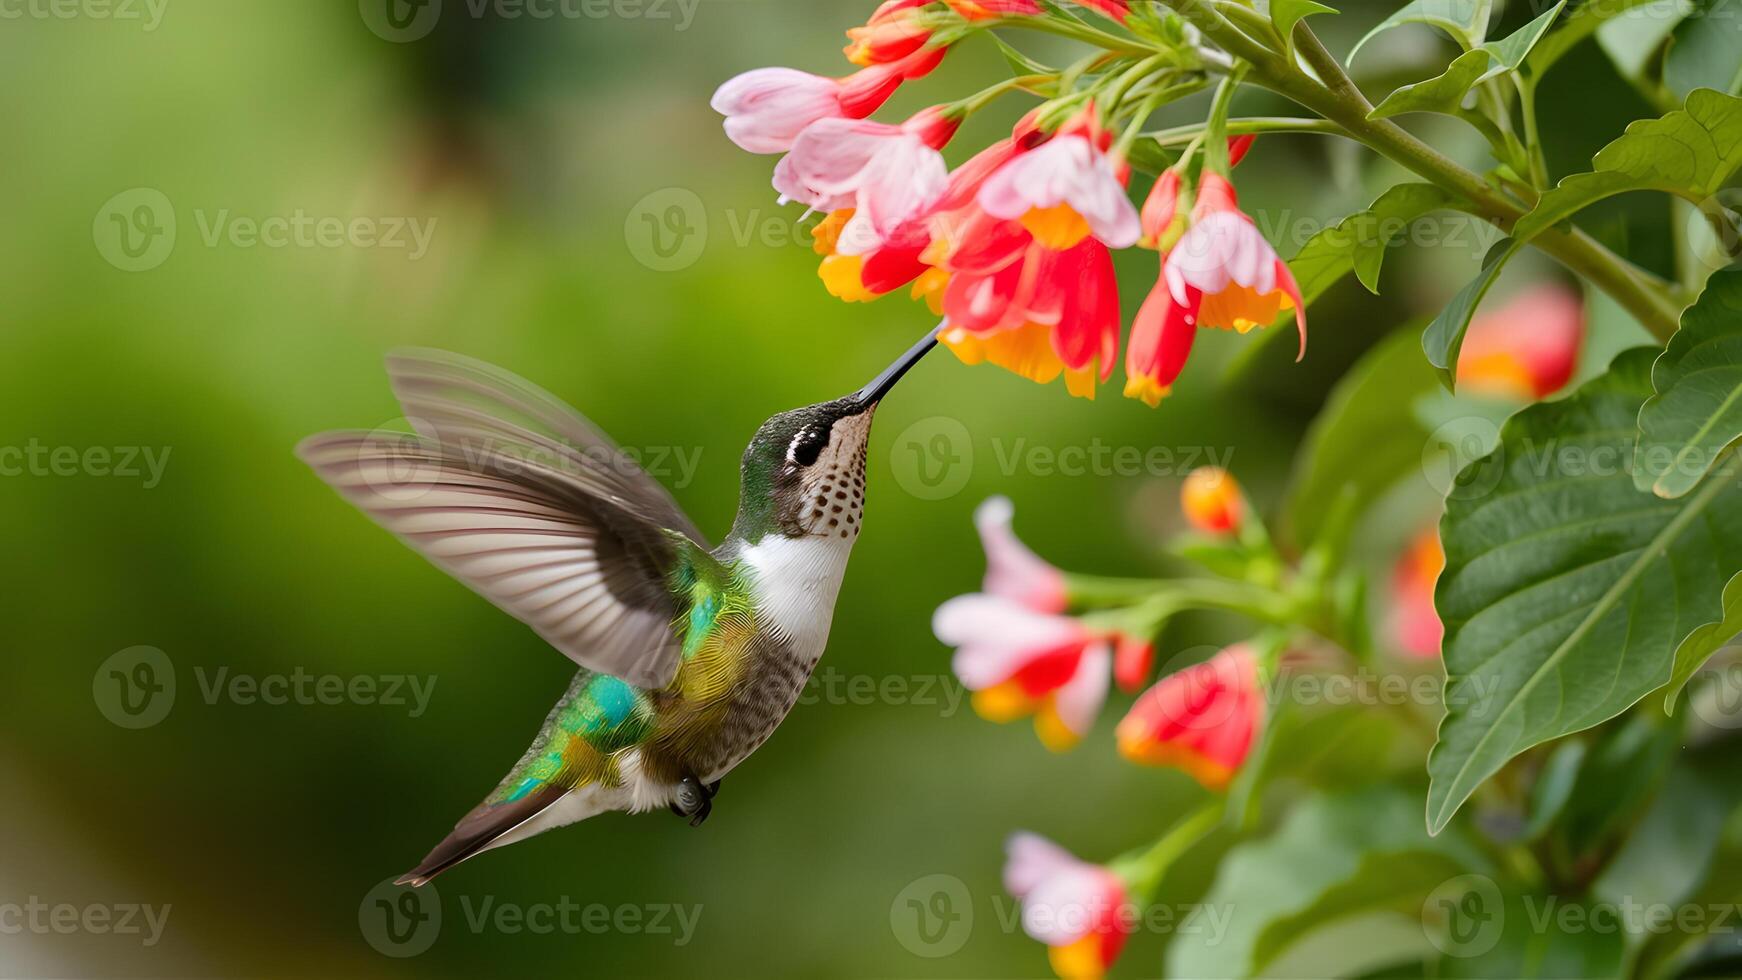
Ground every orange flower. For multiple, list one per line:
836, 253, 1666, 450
1180, 466, 1242, 534
1392, 526, 1445, 659
1117, 644, 1265, 790
1457, 284, 1584, 400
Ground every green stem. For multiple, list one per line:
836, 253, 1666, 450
1066, 574, 1296, 622
1513, 74, 1551, 189
1166, 6, 1684, 340
1142, 116, 1348, 145
1115, 801, 1225, 899
996, 12, 1154, 56
949, 73, 1055, 116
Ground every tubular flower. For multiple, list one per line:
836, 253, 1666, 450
1004, 833, 1132, 980
1180, 466, 1242, 534
978, 108, 1140, 250
1124, 269, 1200, 406
935, 594, 1111, 751
1164, 172, 1306, 354
1113, 634, 1154, 693
1457, 284, 1585, 400
1117, 644, 1265, 790
777, 106, 961, 254
1227, 134, 1256, 167
1074, 0, 1130, 21
844, 0, 934, 65
1138, 169, 1186, 251
1391, 526, 1445, 659
975, 496, 1068, 613
711, 46, 946, 154
811, 209, 938, 305
946, 0, 1043, 18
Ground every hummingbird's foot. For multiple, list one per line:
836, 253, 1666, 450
670, 775, 717, 827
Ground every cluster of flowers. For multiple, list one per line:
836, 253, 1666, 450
710, 0, 1305, 404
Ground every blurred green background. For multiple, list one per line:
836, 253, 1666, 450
0, 0, 1664, 976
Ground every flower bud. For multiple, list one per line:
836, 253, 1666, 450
1181, 467, 1242, 534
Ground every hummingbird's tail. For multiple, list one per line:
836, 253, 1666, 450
395, 782, 617, 887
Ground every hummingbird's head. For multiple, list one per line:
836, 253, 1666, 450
730, 326, 938, 544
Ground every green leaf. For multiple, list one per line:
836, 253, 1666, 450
1167, 786, 1488, 978
1531, 0, 1675, 79
1479, 1, 1567, 77
1434, 893, 1626, 978
1592, 761, 1730, 939
1425, 347, 1742, 833
1270, 0, 1337, 57
1553, 712, 1680, 858
1422, 238, 1515, 386
1350, 0, 1494, 64
988, 33, 1056, 77
1284, 329, 1440, 548
1293, 183, 1469, 299
1522, 738, 1586, 840
1664, 567, 1742, 708
1424, 90, 1742, 389
1665, 0, 1742, 100
1370, 48, 1494, 119
1634, 269, 1742, 497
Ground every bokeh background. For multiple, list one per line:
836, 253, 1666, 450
0, 0, 1672, 975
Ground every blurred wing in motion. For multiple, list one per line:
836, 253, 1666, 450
384, 348, 708, 545
298, 420, 699, 689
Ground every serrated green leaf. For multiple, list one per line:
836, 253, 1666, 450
1285, 329, 1441, 548
1536, 0, 1680, 79
1370, 48, 1494, 119
1271, 0, 1338, 57
1294, 183, 1469, 299
1665, 0, 1742, 100
1350, 0, 1494, 64
1664, 568, 1742, 708
1424, 91, 1742, 389
1634, 270, 1742, 497
1422, 238, 1515, 386
1168, 786, 1488, 978
1425, 347, 1742, 834
1479, 1, 1567, 77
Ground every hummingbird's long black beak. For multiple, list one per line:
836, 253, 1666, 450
850, 321, 943, 410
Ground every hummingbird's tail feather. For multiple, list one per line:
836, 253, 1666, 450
396, 782, 573, 887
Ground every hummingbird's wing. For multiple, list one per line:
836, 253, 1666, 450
297, 426, 699, 689
383, 348, 708, 547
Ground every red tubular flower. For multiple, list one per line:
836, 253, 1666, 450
844, 0, 933, 66
1138, 169, 1184, 251
1391, 526, 1445, 659
935, 594, 1111, 751
1113, 635, 1154, 693
1164, 172, 1306, 353
1075, 0, 1129, 21
1005, 833, 1133, 980
1180, 466, 1242, 534
946, 0, 1043, 19
1117, 644, 1265, 790
1457, 284, 1585, 400
1123, 271, 1199, 406
1227, 134, 1256, 167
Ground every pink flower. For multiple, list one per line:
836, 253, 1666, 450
1163, 172, 1306, 351
934, 594, 1110, 751
711, 47, 945, 154
977, 112, 1140, 250
974, 496, 1068, 613
1457, 284, 1585, 400
776, 106, 961, 254
1004, 833, 1132, 979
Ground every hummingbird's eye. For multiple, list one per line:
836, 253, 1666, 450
789, 426, 829, 467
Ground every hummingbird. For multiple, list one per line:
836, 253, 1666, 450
297, 327, 938, 886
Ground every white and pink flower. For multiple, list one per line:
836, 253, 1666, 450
775, 106, 961, 254
1004, 833, 1132, 979
974, 496, 1068, 613
977, 109, 1140, 251
1162, 172, 1305, 344
710, 47, 945, 154
934, 593, 1110, 751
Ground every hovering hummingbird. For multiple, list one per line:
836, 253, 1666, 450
298, 328, 938, 886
